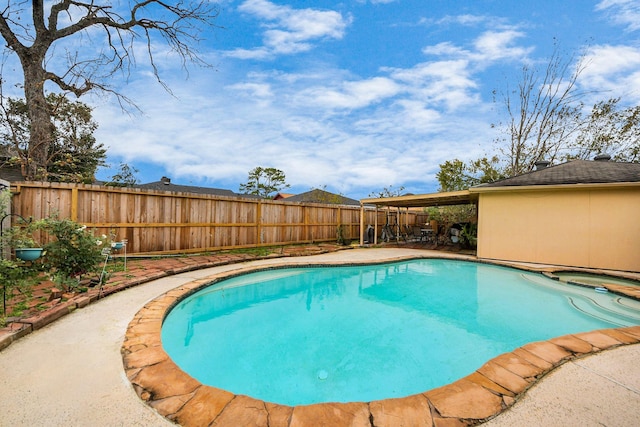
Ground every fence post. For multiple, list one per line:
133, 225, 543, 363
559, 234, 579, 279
304, 205, 310, 243
71, 187, 79, 221
256, 200, 262, 244
337, 206, 341, 241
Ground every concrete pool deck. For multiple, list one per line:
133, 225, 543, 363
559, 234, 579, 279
1, 248, 639, 426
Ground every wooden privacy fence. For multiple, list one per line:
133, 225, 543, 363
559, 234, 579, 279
8, 182, 424, 255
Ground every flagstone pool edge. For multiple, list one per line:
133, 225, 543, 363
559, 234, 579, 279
121, 258, 640, 427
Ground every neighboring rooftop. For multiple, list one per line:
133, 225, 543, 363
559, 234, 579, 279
0, 164, 25, 183
284, 188, 360, 206
135, 176, 243, 197
273, 192, 294, 200
477, 157, 640, 188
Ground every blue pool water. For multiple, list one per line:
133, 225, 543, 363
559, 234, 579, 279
161, 259, 640, 406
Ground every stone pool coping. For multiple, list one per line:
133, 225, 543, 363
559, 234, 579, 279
122, 256, 640, 427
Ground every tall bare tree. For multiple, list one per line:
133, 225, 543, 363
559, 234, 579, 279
569, 98, 640, 163
494, 44, 588, 176
0, 1, 218, 180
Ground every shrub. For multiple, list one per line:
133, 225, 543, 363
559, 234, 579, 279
460, 223, 478, 249
0, 258, 39, 318
33, 216, 109, 291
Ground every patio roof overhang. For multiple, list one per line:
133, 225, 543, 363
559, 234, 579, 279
360, 189, 478, 208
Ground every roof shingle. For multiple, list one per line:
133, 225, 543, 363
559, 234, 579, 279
476, 160, 640, 188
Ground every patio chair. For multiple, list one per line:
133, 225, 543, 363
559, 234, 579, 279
408, 225, 422, 242
381, 224, 397, 242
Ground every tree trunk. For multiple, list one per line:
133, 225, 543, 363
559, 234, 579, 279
21, 59, 53, 180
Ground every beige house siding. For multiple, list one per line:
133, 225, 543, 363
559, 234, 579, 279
475, 184, 640, 272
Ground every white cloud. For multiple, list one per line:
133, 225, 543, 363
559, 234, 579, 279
472, 30, 532, 63
596, 0, 640, 31
581, 44, 640, 103
224, 47, 271, 60
436, 14, 491, 27
422, 42, 469, 57
423, 13, 512, 31
279, 29, 523, 115
227, 0, 351, 58
386, 60, 478, 111
356, 0, 398, 4
396, 29, 534, 111
227, 82, 273, 99
425, 30, 531, 65
297, 77, 402, 110
353, 99, 443, 136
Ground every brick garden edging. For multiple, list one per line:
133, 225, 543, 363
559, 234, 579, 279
121, 258, 640, 426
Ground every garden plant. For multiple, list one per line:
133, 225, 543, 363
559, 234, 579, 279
0, 257, 39, 324
32, 215, 111, 291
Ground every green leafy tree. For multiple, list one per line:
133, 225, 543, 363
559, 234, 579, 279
239, 167, 290, 198
436, 157, 503, 192
436, 160, 470, 192
0, 1, 218, 179
0, 93, 106, 182
105, 163, 140, 187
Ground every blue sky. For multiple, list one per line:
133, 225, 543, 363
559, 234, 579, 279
29, 1, 640, 198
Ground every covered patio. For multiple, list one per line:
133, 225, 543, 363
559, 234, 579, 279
358, 189, 478, 246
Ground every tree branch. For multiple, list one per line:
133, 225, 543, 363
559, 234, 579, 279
44, 0, 218, 96
0, 4, 27, 55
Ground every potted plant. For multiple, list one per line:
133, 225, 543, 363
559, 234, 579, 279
2, 222, 44, 261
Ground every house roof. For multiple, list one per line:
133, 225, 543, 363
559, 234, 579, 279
0, 165, 25, 183
136, 177, 239, 197
273, 192, 294, 200
360, 159, 640, 209
284, 189, 360, 206
475, 159, 640, 188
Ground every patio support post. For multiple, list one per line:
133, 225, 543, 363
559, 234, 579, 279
374, 205, 378, 245
359, 203, 364, 245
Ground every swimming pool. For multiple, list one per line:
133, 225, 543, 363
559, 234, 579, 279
161, 259, 640, 406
